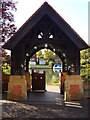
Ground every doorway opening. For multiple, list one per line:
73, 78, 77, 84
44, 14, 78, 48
24, 45, 68, 96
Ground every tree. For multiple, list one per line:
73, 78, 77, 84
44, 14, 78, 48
1, 0, 17, 74
44, 49, 55, 63
1, 0, 17, 42
2, 49, 11, 74
80, 47, 90, 82
36, 50, 43, 58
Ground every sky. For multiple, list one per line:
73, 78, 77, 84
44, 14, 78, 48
14, 0, 89, 44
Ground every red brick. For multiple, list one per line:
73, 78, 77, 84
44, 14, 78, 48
69, 85, 80, 100
12, 85, 22, 101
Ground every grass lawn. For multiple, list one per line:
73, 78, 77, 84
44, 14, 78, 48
35, 64, 49, 66
47, 83, 59, 86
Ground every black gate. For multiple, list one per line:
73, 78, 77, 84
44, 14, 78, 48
32, 70, 45, 91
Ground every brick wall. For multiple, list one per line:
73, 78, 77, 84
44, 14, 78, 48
64, 75, 84, 101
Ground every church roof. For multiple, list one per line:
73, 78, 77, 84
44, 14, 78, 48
3, 2, 89, 50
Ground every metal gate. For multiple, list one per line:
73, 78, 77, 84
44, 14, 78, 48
32, 70, 45, 91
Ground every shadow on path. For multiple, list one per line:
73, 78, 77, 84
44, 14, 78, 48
1, 90, 89, 119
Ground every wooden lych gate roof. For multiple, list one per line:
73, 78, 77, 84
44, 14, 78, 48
3, 2, 89, 50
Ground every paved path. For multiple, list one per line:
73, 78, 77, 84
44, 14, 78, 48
27, 85, 61, 104
1, 85, 89, 119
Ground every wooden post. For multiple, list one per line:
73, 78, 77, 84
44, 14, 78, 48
26, 56, 29, 72
8, 45, 27, 101
75, 50, 80, 75
62, 61, 65, 72
11, 45, 25, 75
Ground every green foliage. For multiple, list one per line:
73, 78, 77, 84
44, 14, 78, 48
2, 63, 11, 74
80, 47, 90, 82
49, 61, 54, 67
46, 70, 59, 86
36, 50, 43, 58
2, 49, 11, 74
44, 49, 55, 63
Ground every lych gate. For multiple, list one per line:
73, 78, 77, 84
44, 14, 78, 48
3, 2, 89, 101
